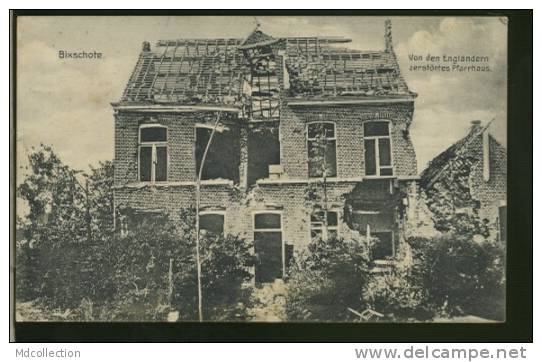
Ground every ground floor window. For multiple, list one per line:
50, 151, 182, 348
253, 212, 283, 283
310, 210, 339, 240
371, 231, 394, 260
199, 212, 225, 237
352, 210, 395, 259
117, 209, 166, 237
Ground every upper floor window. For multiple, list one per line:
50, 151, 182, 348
139, 125, 168, 182
364, 121, 393, 177
307, 122, 337, 178
195, 125, 240, 183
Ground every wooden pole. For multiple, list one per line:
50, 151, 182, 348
168, 258, 173, 308
195, 111, 222, 322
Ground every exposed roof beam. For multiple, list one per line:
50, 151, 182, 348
111, 103, 240, 113
286, 96, 416, 106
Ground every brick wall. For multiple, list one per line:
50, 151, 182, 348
114, 101, 419, 249
115, 180, 360, 249
280, 102, 417, 179
114, 111, 239, 186
115, 102, 418, 186
467, 134, 507, 224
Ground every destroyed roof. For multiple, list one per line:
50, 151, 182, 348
420, 122, 499, 188
239, 29, 278, 48
118, 29, 414, 106
284, 39, 411, 99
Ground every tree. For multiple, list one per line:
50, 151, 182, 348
306, 122, 335, 241
16, 145, 254, 321
16, 146, 116, 313
16, 145, 88, 308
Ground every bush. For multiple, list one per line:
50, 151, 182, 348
101, 208, 254, 321
285, 237, 371, 321
409, 235, 505, 320
363, 269, 433, 322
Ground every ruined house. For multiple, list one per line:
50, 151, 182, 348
420, 121, 507, 241
112, 20, 421, 283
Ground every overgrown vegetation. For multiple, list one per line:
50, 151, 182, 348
17, 145, 505, 322
286, 233, 505, 322
285, 236, 372, 322
16, 145, 253, 321
408, 235, 505, 320
365, 235, 505, 321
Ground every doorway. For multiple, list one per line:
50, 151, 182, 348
253, 212, 283, 283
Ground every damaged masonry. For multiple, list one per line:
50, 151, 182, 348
112, 20, 424, 283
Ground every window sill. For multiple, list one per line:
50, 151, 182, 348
369, 259, 397, 274
115, 180, 234, 189
256, 177, 364, 185
363, 175, 396, 179
364, 175, 420, 181
255, 175, 418, 185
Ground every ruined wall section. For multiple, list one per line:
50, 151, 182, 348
400, 180, 439, 239
422, 133, 507, 237
250, 181, 360, 248
468, 135, 507, 224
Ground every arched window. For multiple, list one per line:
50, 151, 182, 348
363, 121, 393, 177
139, 124, 168, 182
199, 211, 225, 237
307, 122, 337, 178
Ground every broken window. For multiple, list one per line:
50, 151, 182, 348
248, 125, 280, 185
372, 232, 394, 260
243, 46, 281, 119
118, 209, 166, 236
364, 121, 393, 177
195, 125, 240, 182
310, 210, 339, 240
139, 125, 168, 182
351, 209, 395, 258
307, 122, 337, 178
199, 212, 225, 236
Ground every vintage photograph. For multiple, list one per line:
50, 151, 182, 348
14, 15, 507, 323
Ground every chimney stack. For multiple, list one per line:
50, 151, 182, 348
385, 19, 394, 53
471, 120, 482, 131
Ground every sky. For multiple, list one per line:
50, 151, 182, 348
16, 16, 507, 175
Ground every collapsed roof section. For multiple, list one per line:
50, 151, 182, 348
420, 121, 500, 189
118, 20, 415, 108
